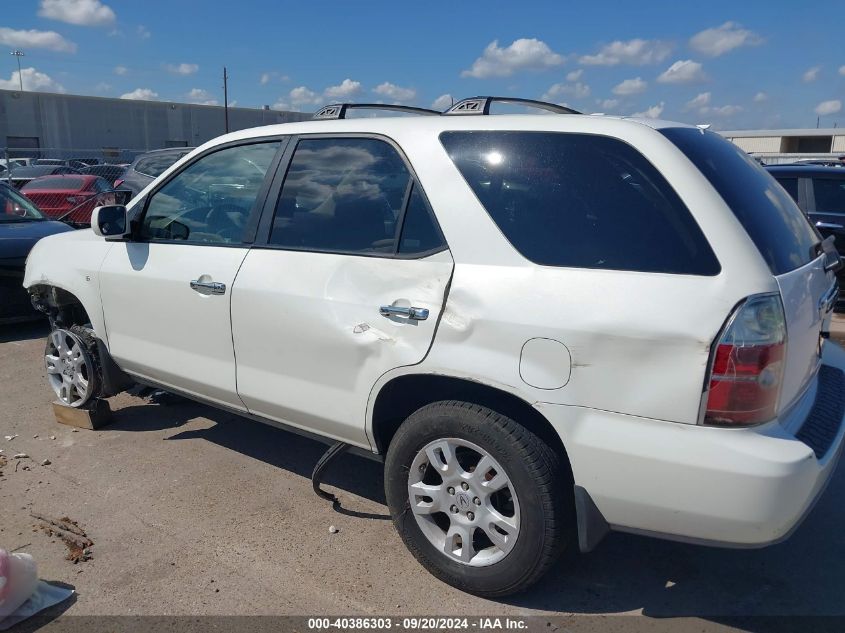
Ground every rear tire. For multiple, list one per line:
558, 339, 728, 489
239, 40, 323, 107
384, 400, 572, 596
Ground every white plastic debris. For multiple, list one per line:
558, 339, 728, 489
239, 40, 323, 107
3, 436, 16, 442
49, 436, 56, 441
0, 549, 74, 630
329, 525, 339, 534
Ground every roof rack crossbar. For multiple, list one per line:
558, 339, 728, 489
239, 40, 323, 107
444, 96, 581, 116
313, 103, 440, 120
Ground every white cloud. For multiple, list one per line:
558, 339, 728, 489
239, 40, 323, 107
431, 94, 454, 110
120, 87, 158, 101
288, 86, 321, 108
657, 59, 706, 84
597, 98, 619, 110
0, 27, 76, 53
373, 81, 416, 102
840, 65, 845, 76
702, 104, 743, 116
260, 71, 289, 85
566, 69, 583, 82
324, 78, 362, 99
753, 91, 768, 102
803, 66, 821, 82
165, 63, 198, 75
461, 38, 565, 78
631, 101, 665, 119
612, 77, 647, 96
94, 81, 110, 92
542, 81, 591, 101
689, 22, 763, 57
38, 0, 115, 26
815, 99, 842, 116
113, 65, 127, 75
186, 88, 217, 106
0, 67, 64, 93
271, 100, 290, 110
579, 38, 671, 66
136, 25, 151, 40
683, 92, 711, 111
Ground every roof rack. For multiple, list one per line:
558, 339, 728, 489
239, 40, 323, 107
444, 96, 581, 116
313, 103, 440, 120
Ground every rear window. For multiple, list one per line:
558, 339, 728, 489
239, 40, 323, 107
134, 152, 188, 178
660, 128, 819, 275
440, 131, 719, 275
23, 177, 85, 190
813, 178, 845, 213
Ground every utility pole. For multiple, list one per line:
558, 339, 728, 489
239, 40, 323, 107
223, 66, 229, 133
10, 50, 24, 91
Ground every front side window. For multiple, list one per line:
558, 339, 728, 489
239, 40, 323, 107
441, 131, 720, 275
269, 138, 413, 254
139, 142, 280, 244
813, 178, 845, 213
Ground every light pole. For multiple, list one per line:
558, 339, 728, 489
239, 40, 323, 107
10, 50, 24, 91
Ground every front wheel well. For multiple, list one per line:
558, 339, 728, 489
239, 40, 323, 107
371, 374, 569, 468
29, 284, 91, 329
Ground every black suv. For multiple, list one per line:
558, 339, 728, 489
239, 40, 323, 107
767, 164, 845, 308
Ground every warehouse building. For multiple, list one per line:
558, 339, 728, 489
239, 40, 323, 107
720, 127, 845, 163
0, 89, 309, 161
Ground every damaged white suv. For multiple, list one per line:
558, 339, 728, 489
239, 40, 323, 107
24, 97, 845, 596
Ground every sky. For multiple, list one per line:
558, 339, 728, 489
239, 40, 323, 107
1, 0, 843, 130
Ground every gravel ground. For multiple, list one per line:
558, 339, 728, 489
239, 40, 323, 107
2, 318, 845, 631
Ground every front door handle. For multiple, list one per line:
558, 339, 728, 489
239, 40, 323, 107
380, 305, 429, 320
190, 279, 226, 295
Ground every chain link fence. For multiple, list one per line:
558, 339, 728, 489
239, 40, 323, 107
1, 146, 168, 227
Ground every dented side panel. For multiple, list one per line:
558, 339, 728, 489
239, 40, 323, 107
231, 248, 453, 447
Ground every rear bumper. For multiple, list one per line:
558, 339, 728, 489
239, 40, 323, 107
538, 342, 845, 549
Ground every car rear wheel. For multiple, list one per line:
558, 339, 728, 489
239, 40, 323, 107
44, 326, 101, 408
384, 400, 572, 596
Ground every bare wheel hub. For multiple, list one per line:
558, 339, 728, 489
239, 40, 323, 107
407, 438, 520, 567
45, 329, 95, 407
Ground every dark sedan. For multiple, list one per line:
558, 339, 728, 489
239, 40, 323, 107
767, 164, 845, 307
0, 182, 73, 323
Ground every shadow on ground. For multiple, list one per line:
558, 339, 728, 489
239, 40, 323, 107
0, 319, 48, 344
102, 393, 845, 621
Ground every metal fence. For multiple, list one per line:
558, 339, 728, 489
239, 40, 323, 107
1, 147, 150, 227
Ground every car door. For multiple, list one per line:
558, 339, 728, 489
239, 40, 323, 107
231, 136, 454, 446
99, 139, 284, 409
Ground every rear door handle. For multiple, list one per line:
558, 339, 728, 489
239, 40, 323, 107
190, 279, 226, 295
815, 221, 844, 230
380, 305, 429, 320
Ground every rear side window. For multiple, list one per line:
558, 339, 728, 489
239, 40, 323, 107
813, 178, 845, 213
270, 138, 411, 254
440, 131, 719, 275
398, 183, 445, 255
660, 128, 819, 275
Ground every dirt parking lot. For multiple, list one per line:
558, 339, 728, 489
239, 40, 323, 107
2, 318, 845, 631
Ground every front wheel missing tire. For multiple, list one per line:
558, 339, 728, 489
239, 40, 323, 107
44, 326, 102, 408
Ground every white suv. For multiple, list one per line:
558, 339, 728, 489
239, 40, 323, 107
23, 97, 845, 596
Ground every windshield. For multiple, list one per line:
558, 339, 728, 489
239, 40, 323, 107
0, 185, 45, 221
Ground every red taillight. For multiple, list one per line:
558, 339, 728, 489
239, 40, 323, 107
704, 294, 786, 426
114, 179, 124, 188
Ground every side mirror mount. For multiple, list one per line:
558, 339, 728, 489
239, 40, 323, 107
821, 235, 843, 273
91, 205, 128, 239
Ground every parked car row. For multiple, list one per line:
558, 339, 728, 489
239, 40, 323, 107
766, 164, 845, 308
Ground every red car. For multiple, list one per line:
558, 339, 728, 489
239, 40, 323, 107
21, 174, 116, 226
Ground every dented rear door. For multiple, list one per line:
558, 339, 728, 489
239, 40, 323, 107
230, 135, 453, 447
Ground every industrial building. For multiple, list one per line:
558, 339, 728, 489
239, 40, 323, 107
720, 127, 845, 163
0, 89, 309, 161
